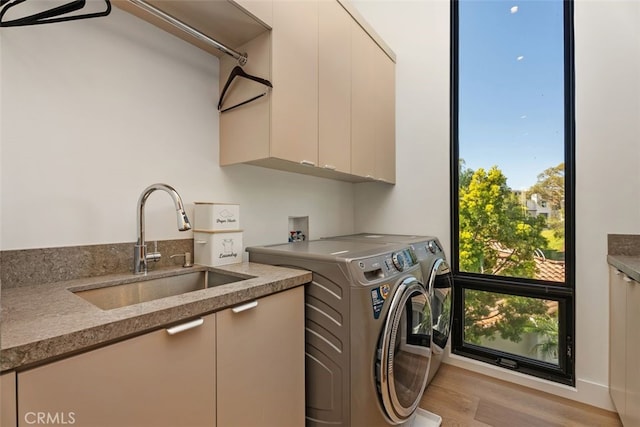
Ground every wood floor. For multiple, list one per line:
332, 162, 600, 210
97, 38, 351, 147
418, 364, 622, 427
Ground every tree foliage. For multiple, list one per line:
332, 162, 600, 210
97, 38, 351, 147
458, 163, 556, 351
529, 163, 564, 212
458, 165, 547, 278
528, 162, 565, 244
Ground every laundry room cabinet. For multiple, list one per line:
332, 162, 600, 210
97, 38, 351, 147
219, 0, 396, 184
10, 287, 305, 427
351, 20, 396, 183
609, 266, 640, 426
16, 314, 217, 427
318, 0, 352, 174
216, 286, 305, 427
115, 0, 396, 182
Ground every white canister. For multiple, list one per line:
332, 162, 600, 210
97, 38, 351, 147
194, 202, 240, 231
194, 230, 243, 266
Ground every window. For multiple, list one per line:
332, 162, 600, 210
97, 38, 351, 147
451, 0, 575, 384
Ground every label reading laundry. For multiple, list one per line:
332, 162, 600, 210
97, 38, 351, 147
371, 283, 391, 319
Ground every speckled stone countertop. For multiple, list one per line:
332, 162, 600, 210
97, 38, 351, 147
0, 263, 311, 372
608, 234, 640, 282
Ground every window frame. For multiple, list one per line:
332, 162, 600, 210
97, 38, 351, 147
450, 0, 576, 385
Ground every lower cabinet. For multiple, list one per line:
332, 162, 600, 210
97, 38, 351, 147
1, 372, 17, 427
609, 266, 640, 426
217, 286, 305, 427
216, 287, 305, 427
17, 315, 216, 427
12, 286, 305, 427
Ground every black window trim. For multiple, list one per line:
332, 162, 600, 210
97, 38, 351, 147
450, 0, 576, 386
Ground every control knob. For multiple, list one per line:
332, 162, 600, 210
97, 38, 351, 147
391, 252, 406, 271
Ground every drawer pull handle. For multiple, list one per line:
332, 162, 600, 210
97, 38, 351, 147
323, 164, 336, 170
195, 240, 208, 244
232, 301, 258, 313
623, 276, 634, 283
166, 318, 204, 335
300, 160, 315, 167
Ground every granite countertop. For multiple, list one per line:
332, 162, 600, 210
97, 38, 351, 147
607, 255, 640, 282
0, 262, 311, 372
607, 234, 640, 282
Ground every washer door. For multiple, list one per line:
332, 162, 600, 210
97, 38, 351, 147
377, 277, 432, 424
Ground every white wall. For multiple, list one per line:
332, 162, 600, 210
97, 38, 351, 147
351, 0, 640, 411
0, 5, 355, 252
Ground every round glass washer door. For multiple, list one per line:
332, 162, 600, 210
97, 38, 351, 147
377, 277, 432, 424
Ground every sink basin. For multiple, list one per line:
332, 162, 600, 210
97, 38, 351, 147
72, 270, 248, 310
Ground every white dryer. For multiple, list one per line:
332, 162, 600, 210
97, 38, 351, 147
247, 240, 432, 426
322, 234, 453, 386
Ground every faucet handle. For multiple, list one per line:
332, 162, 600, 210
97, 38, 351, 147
170, 252, 193, 268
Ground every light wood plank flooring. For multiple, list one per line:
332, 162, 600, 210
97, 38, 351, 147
419, 364, 622, 426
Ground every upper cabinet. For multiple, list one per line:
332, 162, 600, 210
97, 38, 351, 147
270, 0, 319, 166
116, 0, 396, 184
318, 0, 352, 175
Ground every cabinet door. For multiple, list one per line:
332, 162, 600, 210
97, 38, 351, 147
217, 287, 305, 427
351, 23, 396, 183
351, 22, 377, 179
318, 0, 351, 174
626, 275, 640, 426
610, 267, 627, 418
1, 372, 16, 427
271, 0, 318, 165
374, 47, 396, 184
18, 315, 216, 427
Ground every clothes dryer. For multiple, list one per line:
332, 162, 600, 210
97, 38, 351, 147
322, 234, 453, 386
247, 240, 432, 426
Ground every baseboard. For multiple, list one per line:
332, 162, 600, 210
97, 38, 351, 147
444, 355, 616, 412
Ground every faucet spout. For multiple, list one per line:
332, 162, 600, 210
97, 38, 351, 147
134, 183, 192, 275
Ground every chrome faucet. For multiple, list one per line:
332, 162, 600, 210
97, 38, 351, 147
134, 183, 191, 275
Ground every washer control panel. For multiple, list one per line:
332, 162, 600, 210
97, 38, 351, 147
352, 248, 417, 283
391, 250, 412, 271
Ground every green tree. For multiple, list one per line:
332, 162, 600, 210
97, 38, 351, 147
458, 164, 553, 347
528, 163, 565, 245
464, 290, 550, 346
459, 165, 547, 278
528, 163, 564, 212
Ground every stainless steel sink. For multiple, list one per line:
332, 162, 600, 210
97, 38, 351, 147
72, 270, 248, 310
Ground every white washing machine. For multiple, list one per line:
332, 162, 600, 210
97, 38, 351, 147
247, 240, 433, 426
322, 234, 453, 386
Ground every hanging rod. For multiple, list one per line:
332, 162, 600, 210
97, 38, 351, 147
128, 0, 248, 66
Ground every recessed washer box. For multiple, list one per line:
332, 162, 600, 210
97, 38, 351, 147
194, 230, 243, 266
194, 202, 240, 231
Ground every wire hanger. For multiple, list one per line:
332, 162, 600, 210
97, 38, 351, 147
218, 65, 273, 114
0, 0, 111, 27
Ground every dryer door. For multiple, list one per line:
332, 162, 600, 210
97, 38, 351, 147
377, 277, 432, 424
429, 258, 453, 352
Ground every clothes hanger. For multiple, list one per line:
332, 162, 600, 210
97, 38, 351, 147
218, 65, 273, 113
0, 0, 111, 27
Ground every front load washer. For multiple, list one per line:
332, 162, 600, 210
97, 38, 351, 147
321, 234, 453, 386
247, 240, 432, 427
